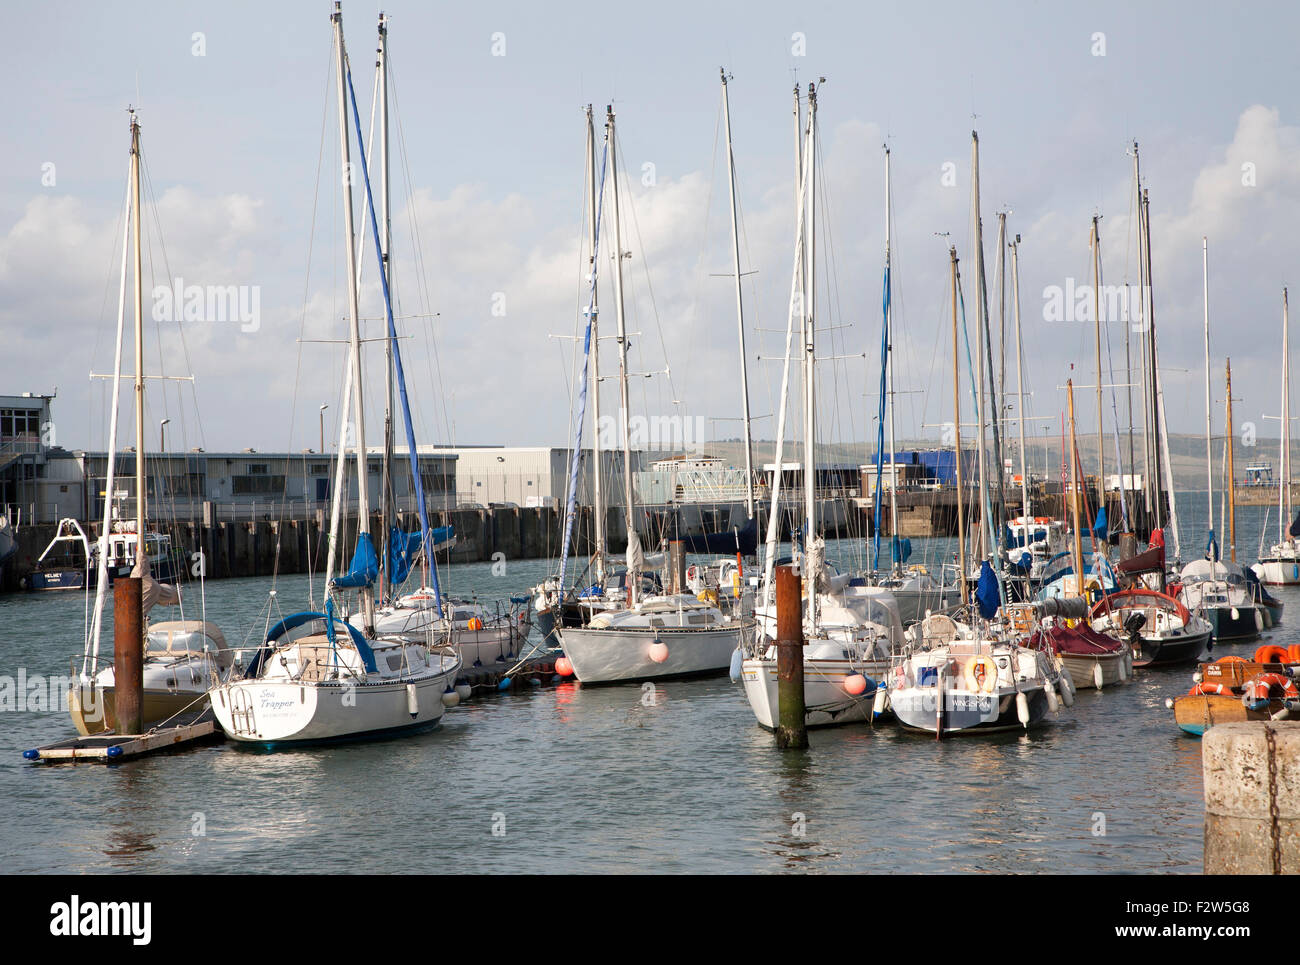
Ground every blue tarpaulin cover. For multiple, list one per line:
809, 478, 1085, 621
975, 559, 1000, 619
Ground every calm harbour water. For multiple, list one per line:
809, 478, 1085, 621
1, 497, 1294, 874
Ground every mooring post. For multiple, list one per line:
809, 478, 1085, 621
775, 564, 807, 749
1203, 721, 1298, 874
669, 539, 686, 595
113, 576, 144, 736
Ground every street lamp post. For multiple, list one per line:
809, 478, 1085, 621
160, 418, 170, 454
319, 403, 329, 456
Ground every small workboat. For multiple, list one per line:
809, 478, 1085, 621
1168, 650, 1300, 735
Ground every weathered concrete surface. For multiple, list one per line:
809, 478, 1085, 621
1203, 721, 1300, 874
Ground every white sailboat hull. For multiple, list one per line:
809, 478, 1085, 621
212, 658, 459, 746
559, 624, 746, 683
1254, 558, 1300, 586
741, 656, 888, 729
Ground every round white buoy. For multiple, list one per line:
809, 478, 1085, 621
1255, 609, 1265, 631
407, 683, 419, 716
455, 683, 472, 701
648, 641, 670, 664
1046, 685, 1059, 714
441, 690, 461, 708
1093, 662, 1104, 690
1231, 607, 1240, 622
729, 648, 744, 682
1016, 692, 1030, 727
1117, 657, 1128, 683
1164, 697, 1175, 710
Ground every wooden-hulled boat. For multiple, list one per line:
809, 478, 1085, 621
1024, 620, 1133, 691
1168, 654, 1299, 735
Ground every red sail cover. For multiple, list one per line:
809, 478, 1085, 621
1026, 622, 1126, 656
1117, 543, 1164, 574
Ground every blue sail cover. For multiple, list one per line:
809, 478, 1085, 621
871, 263, 891, 571
387, 527, 421, 586
1205, 528, 1220, 562
975, 559, 1000, 619
1093, 506, 1108, 540
891, 535, 912, 564
346, 66, 444, 613
333, 531, 379, 589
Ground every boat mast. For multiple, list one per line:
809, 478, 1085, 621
721, 68, 756, 521
1282, 288, 1291, 546
1225, 359, 1236, 562
1011, 234, 1030, 521
884, 145, 900, 570
1202, 236, 1213, 557
1131, 143, 1153, 523
131, 115, 145, 550
605, 106, 639, 605
758, 90, 810, 608
1091, 215, 1104, 498
88, 120, 135, 671
332, 2, 375, 632
1066, 380, 1086, 590
586, 106, 606, 583
1141, 188, 1162, 533
377, 11, 395, 600
951, 247, 968, 605
802, 82, 818, 623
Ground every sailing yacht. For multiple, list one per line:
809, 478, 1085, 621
67, 113, 226, 735
889, 134, 1070, 736
739, 85, 907, 728
212, 6, 459, 745
554, 102, 752, 684
1172, 239, 1268, 641
339, 19, 531, 668
1255, 289, 1300, 585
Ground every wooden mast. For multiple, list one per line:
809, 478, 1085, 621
1225, 359, 1236, 562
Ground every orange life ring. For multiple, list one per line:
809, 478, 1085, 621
1189, 682, 1228, 696
1254, 645, 1289, 665
1243, 672, 1298, 703
1213, 655, 1247, 664
964, 655, 999, 693
466, 617, 484, 631
1289, 644, 1300, 663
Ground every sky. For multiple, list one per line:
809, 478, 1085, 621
2, 0, 1299, 467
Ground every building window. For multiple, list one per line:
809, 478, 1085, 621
232, 474, 285, 495
247, 463, 269, 475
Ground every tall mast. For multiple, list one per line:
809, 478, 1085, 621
802, 83, 818, 569
1282, 288, 1291, 545
951, 247, 968, 604
1142, 188, 1162, 533
721, 69, 755, 521
130, 114, 145, 549
332, 2, 375, 632
1011, 234, 1030, 521
1225, 359, 1236, 562
377, 11, 395, 598
606, 106, 639, 605
970, 131, 994, 564
1067, 380, 1086, 590
884, 145, 900, 569
1091, 215, 1104, 495
586, 106, 606, 582
995, 211, 1007, 471
1202, 236, 1213, 554
1131, 142, 1152, 522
